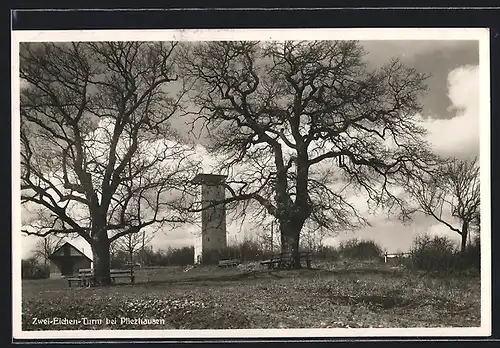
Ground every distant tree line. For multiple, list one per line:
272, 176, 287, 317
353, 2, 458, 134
110, 245, 195, 268
22, 231, 480, 280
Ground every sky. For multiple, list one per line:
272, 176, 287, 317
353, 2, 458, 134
20, 39, 482, 259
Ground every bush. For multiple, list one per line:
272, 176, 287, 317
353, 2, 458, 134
238, 239, 264, 261
110, 258, 126, 269
201, 249, 224, 265
463, 234, 480, 269
167, 246, 195, 266
110, 250, 127, 268
408, 234, 480, 274
338, 238, 383, 261
314, 245, 340, 261
22, 257, 50, 279
410, 234, 457, 272
131, 246, 195, 266
216, 238, 267, 264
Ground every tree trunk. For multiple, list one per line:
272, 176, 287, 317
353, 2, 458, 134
280, 221, 302, 269
461, 220, 469, 253
92, 237, 112, 286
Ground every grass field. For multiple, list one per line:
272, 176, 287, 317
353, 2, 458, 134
21, 261, 481, 331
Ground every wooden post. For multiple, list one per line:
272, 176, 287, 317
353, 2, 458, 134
270, 220, 274, 253
141, 230, 145, 265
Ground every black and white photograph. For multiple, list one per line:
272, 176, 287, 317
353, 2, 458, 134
12, 28, 491, 339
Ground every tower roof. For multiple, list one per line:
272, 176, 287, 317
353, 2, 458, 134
191, 173, 227, 185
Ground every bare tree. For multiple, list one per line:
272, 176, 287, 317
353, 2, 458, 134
20, 42, 199, 285
111, 230, 153, 271
409, 157, 480, 252
255, 219, 281, 254
33, 235, 65, 265
300, 227, 328, 252
180, 40, 437, 268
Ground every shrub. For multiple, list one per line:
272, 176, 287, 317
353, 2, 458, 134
21, 257, 50, 279
217, 238, 267, 263
463, 234, 480, 269
338, 238, 383, 261
201, 249, 223, 265
238, 239, 263, 261
410, 234, 457, 272
110, 250, 127, 268
131, 246, 195, 266
167, 246, 195, 266
110, 258, 126, 269
314, 245, 340, 261
408, 234, 480, 274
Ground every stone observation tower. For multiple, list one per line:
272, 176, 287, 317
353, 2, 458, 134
191, 173, 227, 264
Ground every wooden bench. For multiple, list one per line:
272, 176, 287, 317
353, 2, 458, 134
260, 251, 312, 269
109, 269, 136, 284
67, 268, 94, 287
218, 259, 241, 267
67, 268, 135, 287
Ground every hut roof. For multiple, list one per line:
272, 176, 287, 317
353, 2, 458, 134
48, 242, 92, 261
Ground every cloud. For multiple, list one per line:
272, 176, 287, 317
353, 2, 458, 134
361, 40, 477, 65
426, 222, 462, 242
421, 65, 479, 159
363, 40, 479, 120
332, 64, 481, 253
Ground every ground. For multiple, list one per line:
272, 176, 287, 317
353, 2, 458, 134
21, 261, 481, 330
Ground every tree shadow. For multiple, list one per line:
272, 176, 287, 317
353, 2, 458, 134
327, 293, 453, 311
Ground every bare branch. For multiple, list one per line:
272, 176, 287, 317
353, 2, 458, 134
20, 42, 199, 280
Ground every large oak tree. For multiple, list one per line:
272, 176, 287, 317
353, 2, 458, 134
182, 40, 438, 268
20, 42, 198, 285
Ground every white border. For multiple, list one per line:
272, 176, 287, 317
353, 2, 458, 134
12, 28, 491, 340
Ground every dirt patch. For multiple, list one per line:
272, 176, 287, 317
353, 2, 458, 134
327, 294, 451, 310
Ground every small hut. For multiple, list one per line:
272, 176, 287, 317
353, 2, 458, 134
48, 242, 92, 278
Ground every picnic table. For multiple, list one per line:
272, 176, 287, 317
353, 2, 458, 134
260, 251, 312, 269
67, 268, 135, 287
